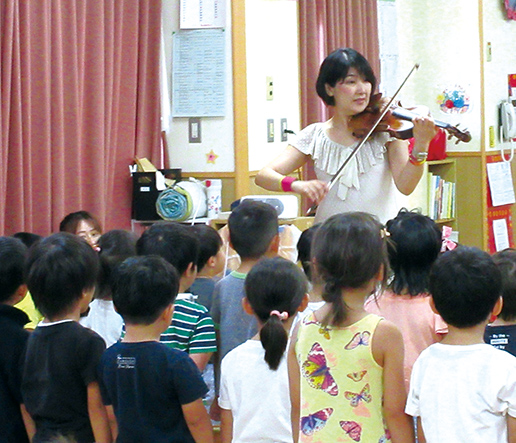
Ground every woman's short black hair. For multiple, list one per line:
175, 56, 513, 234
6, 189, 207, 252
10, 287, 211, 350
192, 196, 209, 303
316, 48, 377, 106
59, 210, 102, 234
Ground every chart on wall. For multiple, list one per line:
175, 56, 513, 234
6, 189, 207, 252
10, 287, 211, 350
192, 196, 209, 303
172, 29, 226, 117
180, 0, 226, 29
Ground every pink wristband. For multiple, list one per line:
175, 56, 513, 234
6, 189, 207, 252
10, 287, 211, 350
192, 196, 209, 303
281, 176, 297, 192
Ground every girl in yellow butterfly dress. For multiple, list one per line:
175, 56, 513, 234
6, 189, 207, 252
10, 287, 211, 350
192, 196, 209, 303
288, 212, 414, 443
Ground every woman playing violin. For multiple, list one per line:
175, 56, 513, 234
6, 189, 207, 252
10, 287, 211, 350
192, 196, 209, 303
255, 48, 437, 224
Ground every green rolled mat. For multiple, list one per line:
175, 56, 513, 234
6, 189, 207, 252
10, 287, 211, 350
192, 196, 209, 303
155, 186, 192, 222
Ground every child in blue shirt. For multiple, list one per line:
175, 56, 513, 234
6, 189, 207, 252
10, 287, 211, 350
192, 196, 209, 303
98, 255, 213, 442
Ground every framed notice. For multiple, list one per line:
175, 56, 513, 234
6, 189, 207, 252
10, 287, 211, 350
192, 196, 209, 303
180, 0, 226, 29
172, 29, 226, 117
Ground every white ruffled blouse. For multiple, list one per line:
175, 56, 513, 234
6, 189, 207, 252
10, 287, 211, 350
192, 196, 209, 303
292, 122, 402, 224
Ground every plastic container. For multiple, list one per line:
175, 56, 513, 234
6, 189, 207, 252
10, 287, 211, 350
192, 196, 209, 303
206, 179, 222, 219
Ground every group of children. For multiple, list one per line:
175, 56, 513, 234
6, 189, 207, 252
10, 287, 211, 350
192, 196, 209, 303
2, 203, 516, 442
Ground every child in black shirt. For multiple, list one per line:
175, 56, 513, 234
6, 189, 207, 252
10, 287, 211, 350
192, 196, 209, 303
485, 248, 516, 356
0, 237, 30, 443
21, 233, 110, 443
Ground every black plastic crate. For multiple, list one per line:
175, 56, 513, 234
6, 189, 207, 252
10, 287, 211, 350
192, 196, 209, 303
131, 168, 182, 221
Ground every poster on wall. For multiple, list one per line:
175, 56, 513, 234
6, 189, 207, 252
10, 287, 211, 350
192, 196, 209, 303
487, 154, 515, 253
486, 161, 516, 207
172, 29, 226, 117
180, 0, 226, 29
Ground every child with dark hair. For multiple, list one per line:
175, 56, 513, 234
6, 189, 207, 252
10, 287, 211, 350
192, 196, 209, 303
21, 233, 110, 443
484, 248, 516, 356
80, 230, 138, 346
0, 237, 30, 443
59, 211, 102, 251
189, 224, 225, 311
219, 257, 308, 442
137, 222, 216, 371
211, 201, 279, 362
210, 201, 279, 420
295, 224, 324, 322
364, 209, 447, 389
98, 255, 213, 442
12, 232, 44, 330
289, 212, 413, 442
407, 246, 516, 442
12, 232, 43, 248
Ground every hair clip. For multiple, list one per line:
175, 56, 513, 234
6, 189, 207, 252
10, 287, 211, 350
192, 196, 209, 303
270, 310, 289, 320
380, 228, 390, 239
441, 226, 457, 252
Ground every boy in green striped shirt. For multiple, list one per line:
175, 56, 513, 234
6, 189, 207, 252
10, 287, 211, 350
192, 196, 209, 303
137, 222, 217, 371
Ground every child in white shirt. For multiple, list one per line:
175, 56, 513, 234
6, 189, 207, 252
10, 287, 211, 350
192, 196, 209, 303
219, 257, 308, 443
406, 246, 516, 443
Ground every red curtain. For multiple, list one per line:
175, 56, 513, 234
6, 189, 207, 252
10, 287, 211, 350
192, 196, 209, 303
298, 0, 380, 210
0, 0, 162, 236
298, 0, 380, 127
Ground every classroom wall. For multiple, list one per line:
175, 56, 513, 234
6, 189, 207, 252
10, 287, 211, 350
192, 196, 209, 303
161, 0, 299, 176
483, 0, 516, 152
161, 0, 235, 172
394, 0, 482, 153
245, 0, 300, 172
395, 0, 516, 249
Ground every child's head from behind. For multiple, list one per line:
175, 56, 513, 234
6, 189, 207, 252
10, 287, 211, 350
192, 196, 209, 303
96, 230, 138, 301
228, 201, 279, 260
386, 209, 442, 295
296, 224, 320, 283
491, 248, 516, 322
245, 256, 308, 370
98, 229, 138, 257
136, 222, 199, 276
0, 237, 28, 303
111, 255, 180, 326
312, 212, 388, 325
12, 232, 43, 248
429, 246, 502, 328
191, 224, 224, 275
25, 233, 99, 319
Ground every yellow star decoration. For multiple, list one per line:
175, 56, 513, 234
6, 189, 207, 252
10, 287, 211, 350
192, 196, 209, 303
206, 149, 219, 164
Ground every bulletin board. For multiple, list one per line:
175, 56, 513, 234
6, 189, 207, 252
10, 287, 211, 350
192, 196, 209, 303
172, 29, 226, 117
486, 154, 515, 253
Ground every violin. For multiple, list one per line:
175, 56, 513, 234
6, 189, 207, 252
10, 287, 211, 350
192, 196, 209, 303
349, 93, 472, 144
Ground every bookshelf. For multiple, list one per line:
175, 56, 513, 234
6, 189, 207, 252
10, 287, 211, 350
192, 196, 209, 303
426, 159, 457, 228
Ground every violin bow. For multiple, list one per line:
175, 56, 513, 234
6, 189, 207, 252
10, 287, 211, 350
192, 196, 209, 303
306, 63, 420, 216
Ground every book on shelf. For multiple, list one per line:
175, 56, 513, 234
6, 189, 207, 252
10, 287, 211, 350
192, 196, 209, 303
426, 173, 456, 221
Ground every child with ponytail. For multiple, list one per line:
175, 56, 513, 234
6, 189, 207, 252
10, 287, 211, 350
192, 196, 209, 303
288, 212, 414, 443
219, 257, 308, 443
